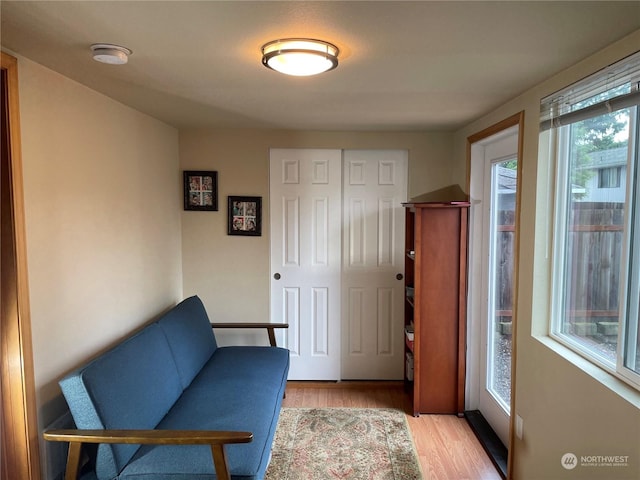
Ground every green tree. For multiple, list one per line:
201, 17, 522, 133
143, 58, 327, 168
569, 89, 629, 198
502, 159, 517, 170
574, 112, 627, 154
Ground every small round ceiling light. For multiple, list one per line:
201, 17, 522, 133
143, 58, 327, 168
90, 44, 132, 65
261, 38, 339, 76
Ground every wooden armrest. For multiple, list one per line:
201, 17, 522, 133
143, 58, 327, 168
43, 428, 252, 444
211, 322, 289, 347
211, 322, 289, 329
43, 429, 252, 480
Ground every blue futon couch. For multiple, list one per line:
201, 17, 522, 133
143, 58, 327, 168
44, 295, 289, 480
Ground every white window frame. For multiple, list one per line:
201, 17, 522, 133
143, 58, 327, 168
619, 115, 640, 386
546, 52, 640, 391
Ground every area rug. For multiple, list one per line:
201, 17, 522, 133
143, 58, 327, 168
265, 408, 423, 480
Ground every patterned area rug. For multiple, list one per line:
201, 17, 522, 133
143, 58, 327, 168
265, 408, 423, 480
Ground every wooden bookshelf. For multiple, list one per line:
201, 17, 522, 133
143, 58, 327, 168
403, 200, 470, 416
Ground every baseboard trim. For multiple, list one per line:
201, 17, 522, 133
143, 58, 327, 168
286, 380, 404, 389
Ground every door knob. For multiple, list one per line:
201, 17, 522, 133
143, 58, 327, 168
274, 273, 281, 280
396, 273, 403, 280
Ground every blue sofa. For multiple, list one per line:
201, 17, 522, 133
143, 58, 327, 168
44, 295, 289, 480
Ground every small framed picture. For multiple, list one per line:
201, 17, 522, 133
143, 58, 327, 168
228, 196, 262, 236
183, 171, 217, 211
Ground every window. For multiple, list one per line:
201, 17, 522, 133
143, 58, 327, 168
598, 166, 622, 188
542, 51, 640, 388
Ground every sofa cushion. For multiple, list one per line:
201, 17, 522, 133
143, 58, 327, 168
118, 346, 290, 480
59, 323, 183, 480
156, 295, 218, 389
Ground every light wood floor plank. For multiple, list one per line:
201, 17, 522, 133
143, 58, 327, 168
282, 381, 502, 480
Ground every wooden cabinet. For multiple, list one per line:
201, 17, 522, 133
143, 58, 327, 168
403, 201, 469, 416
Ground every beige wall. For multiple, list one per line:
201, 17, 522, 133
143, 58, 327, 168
452, 30, 640, 479
14, 54, 183, 429
179, 129, 453, 330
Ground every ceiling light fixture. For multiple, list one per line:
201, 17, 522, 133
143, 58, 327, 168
261, 38, 339, 76
90, 44, 132, 65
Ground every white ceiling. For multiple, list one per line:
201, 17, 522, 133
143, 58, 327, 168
2, 1, 639, 131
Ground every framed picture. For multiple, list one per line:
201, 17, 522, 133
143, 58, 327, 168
228, 196, 262, 236
183, 171, 217, 211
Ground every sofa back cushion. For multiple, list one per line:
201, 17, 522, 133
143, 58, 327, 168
59, 323, 183, 479
156, 295, 217, 389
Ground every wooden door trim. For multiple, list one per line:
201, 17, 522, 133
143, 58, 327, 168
1, 50, 42, 480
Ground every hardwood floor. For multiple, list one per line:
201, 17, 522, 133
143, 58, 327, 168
282, 381, 502, 480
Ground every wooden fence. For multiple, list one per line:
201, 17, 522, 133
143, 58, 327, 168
566, 203, 623, 328
494, 210, 515, 323
493, 203, 623, 327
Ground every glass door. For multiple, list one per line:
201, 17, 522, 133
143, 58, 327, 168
484, 157, 517, 415
468, 123, 519, 447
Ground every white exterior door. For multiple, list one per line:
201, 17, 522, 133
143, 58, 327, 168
269, 149, 342, 380
468, 126, 519, 447
341, 150, 408, 379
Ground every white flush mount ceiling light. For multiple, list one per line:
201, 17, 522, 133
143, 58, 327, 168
261, 38, 339, 76
90, 44, 132, 65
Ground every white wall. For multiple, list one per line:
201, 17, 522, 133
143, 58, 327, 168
14, 54, 183, 430
452, 30, 640, 479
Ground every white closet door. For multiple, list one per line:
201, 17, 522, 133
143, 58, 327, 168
341, 150, 408, 379
269, 148, 342, 380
